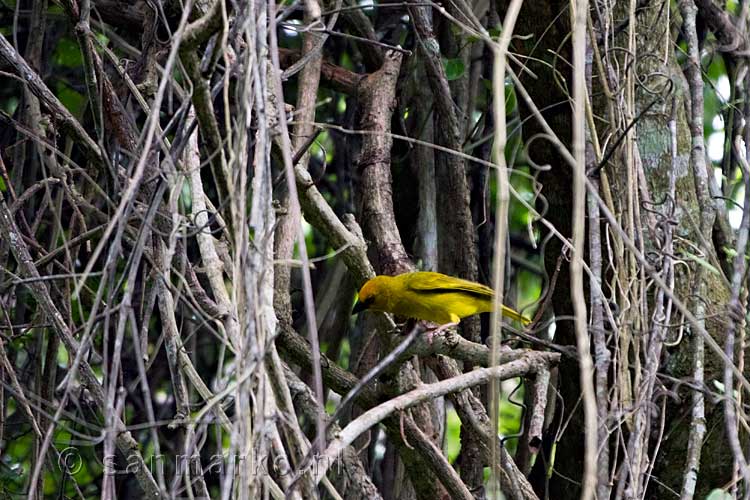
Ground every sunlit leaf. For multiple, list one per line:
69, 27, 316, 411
706, 489, 733, 500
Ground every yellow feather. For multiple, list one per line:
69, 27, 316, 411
354, 271, 532, 325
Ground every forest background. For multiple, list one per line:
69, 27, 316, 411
0, 0, 748, 499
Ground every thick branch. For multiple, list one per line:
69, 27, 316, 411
314, 353, 554, 483
356, 49, 411, 275
279, 48, 365, 94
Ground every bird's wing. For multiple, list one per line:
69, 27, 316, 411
404, 272, 494, 299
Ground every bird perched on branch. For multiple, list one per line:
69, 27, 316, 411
352, 271, 531, 325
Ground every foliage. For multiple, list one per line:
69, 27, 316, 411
0, 0, 746, 499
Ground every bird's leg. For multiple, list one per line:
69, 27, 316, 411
401, 317, 418, 334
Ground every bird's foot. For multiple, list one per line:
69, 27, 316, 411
426, 322, 459, 344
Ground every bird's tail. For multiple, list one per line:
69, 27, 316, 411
501, 305, 532, 325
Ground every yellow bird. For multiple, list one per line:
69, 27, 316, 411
352, 271, 531, 325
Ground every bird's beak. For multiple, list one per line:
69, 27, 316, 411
352, 300, 368, 315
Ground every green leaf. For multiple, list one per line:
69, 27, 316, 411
179, 177, 192, 213
53, 38, 83, 68
55, 83, 85, 117
57, 343, 69, 367
706, 489, 733, 500
95, 33, 110, 46
2, 96, 19, 115
505, 83, 517, 114
714, 379, 742, 401
684, 253, 722, 278
443, 58, 465, 81
444, 409, 461, 463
